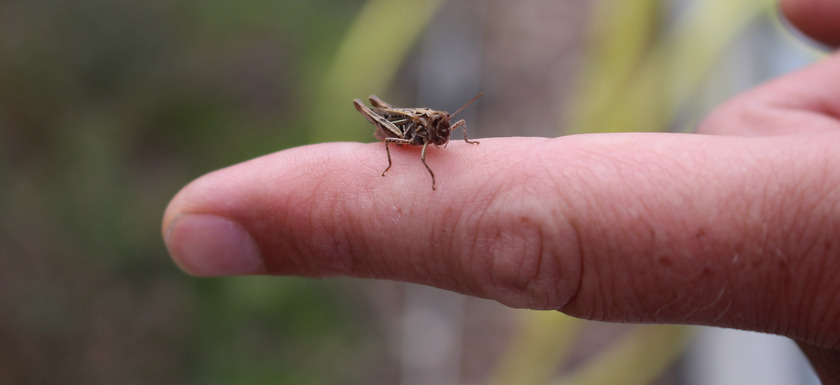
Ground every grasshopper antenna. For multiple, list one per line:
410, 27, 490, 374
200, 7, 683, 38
450, 91, 483, 118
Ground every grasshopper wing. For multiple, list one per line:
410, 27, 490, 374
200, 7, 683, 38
353, 99, 405, 139
368, 95, 395, 109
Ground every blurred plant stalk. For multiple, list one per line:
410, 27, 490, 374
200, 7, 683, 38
566, 0, 778, 134
309, 0, 445, 143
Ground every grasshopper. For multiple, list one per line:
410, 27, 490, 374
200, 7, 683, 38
353, 93, 481, 190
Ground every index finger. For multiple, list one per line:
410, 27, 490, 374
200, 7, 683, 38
162, 133, 840, 345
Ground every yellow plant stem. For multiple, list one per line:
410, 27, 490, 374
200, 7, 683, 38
310, 0, 445, 143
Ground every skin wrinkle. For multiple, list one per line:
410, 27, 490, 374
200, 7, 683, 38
416, 186, 475, 292
545, 141, 608, 319
517, 212, 567, 310
579, 197, 615, 321
305, 182, 331, 273
375, 171, 468, 284
253, 163, 300, 274
538, 165, 586, 312
373, 182, 414, 279
623, 206, 658, 321
607, 145, 686, 321
262, 175, 314, 274
821, 191, 840, 347
469, 151, 511, 296
543, 196, 584, 312
260, 148, 350, 274
750, 150, 788, 334
484, 185, 548, 307
805, 274, 830, 345
765, 250, 792, 337
531, 225, 548, 309
513, 217, 548, 309
569, 136, 783, 326
357, 191, 392, 279
296, 164, 371, 275
402, 194, 442, 285
629, 157, 687, 321
461, 204, 490, 298
436, 202, 471, 293
703, 144, 774, 331
758, 166, 804, 334
476, 145, 576, 309
332, 193, 364, 275
794, 229, 824, 344
778, 144, 839, 344
554, 141, 629, 320
777, 137, 840, 345
465, 180, 506, 300
249, 213, 279, 273
512, 150, 567, 310
312, 171, 355, 272
428, 176, 491, 292
806, 225, 840, 347
813, 280, 838, 347
454, 178, 505, 298
820, 283, 840, 349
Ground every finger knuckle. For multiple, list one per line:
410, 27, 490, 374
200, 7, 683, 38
473, 195, 581, 310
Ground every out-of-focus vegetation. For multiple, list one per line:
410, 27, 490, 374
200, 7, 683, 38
567, 0, 787, 134
310, 0, 446, 143
0, 0, 398, 384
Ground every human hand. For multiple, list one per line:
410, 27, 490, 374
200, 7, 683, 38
163, 0, 840, 382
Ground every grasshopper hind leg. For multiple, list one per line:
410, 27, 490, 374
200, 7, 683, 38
381, 138, 435, 190
381, 141, 393, 176
381, 138, 410, 176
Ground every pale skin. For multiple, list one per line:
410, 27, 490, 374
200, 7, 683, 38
163, 0, 840, 382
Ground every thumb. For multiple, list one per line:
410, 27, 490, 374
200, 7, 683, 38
781, 0, 840, 48
697, 51, 840, 136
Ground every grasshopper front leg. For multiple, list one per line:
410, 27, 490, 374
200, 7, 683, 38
451, 120, 479, 145
419, 142, 436, 190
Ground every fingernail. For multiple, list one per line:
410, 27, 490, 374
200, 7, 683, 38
164, 213, 263, 276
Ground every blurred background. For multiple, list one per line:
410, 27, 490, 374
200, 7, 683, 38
0, 0, 826, 384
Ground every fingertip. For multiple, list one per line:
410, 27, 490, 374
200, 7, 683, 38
163, 213, 265, 277
159, 142, 380, 277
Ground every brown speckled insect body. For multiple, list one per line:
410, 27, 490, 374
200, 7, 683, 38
353, 93, 481, 190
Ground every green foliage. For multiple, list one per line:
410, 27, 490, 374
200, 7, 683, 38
0, 0, 395, 383
567, 0, 780, 134
308, 0, 446, 143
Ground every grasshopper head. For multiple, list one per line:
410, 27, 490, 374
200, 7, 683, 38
430, 113, 452, 146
